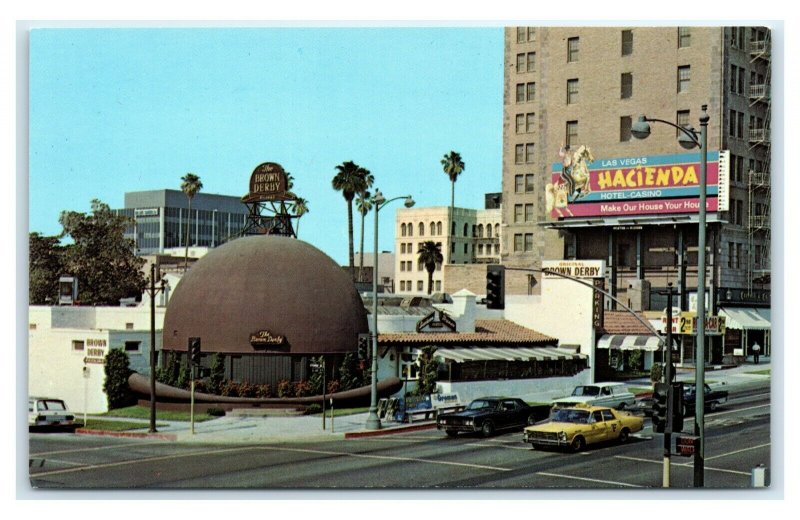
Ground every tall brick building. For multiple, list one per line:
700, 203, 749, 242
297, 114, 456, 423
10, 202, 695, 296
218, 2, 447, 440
502, 26, 772, 362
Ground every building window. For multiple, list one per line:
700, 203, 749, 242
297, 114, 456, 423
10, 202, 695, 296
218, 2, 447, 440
677, 65, 690, 93
527, 28, 536, 41
418, 261, 424, 272
487, 225, 493, 238
567, 79, 579, 104
526, 82, 536, 101
738, 66, 745, 94
620, 73, 632, 99
515, 174, 524, 193
514, 234, 523, 252
417, 281, 423, 292
736, 155, 745, 183
437, 222, 442, 235
517, 27, 526, 44
524, 233, 534, 252
29, 323, 37, 330
516, 114, 525, 133
401, 223, 407, 237
526, 113, 536, 132
516, 53, 525, 73
737, 112, 744, 138
525, 143, 535, 163
729, 64, 737, 93
126, 322, 134, 330
407, 223, 413, 237
516, 83, 525, 103
566, 121, 578, 147
527, 52, 536, 72
676, 110, 690, 138
524, 204, 534, 222
567, 37, 579, 62
728, 242, 734, 268
729, 109, 736, 137
514, 204, 524, 223
418, 222, 424, 236
463, 223, 469, 237
525, 174, 535, 193
678, 27, 691, 48
736, 199, 744, 226
124, 341, 141, 352
621, 30, 633, 56
72, 340, 85, 351
430, 222, 436, 236
435, 280, 442, 292
620, 116, 632, 142
515, 144, 524, 164
736, 243, 743, 269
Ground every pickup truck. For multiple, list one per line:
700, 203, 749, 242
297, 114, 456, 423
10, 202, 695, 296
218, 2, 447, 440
551, 382, 636, 410
681, 383, 728, 415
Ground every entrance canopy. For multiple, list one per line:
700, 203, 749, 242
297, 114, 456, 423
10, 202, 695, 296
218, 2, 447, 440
719, 307, 771, 330
597, 334, 662, 351
436, 347, 586, 363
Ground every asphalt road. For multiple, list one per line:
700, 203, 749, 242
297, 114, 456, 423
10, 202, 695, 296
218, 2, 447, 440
28, 389, 770, 491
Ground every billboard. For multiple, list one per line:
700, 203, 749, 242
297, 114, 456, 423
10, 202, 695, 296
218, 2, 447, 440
548, 147, 729, 219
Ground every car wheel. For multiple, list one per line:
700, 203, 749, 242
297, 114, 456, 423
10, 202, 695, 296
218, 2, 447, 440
617, 402, 626, 411
619, 428, 630, 443
571, 435, 586, 452
481, 421, 495, 438
445, 430, 458, 438
526, 414, 538, 426
682, 404, 688, 416
708, 401, 718, 412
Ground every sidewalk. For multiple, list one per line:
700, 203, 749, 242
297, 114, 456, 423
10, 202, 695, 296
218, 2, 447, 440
77, 360, 770, 444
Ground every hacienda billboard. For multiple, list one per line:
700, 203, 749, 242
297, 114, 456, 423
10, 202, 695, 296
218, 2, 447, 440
548, 147, 729, 219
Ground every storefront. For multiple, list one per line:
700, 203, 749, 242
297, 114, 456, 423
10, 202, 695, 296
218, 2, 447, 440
719, 307, 771, 362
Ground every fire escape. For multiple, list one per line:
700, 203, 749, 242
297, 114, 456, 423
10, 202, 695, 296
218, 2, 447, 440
746, 32, 771, 288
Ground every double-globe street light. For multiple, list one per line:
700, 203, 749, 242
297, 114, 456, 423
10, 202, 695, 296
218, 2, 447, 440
631, 104, 709, 487
146, 263, 169, 433
365, 189, 415, 430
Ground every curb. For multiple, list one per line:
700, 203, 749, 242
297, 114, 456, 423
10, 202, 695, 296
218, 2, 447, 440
344, 422, 437, 439
76, 429, 177, 441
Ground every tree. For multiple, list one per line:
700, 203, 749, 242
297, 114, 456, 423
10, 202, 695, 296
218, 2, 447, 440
415, 346, 439, 396
58, 199, 146, 305
180, 173, 203, 271
104, 349, 134, 410
440, 151, 465, 216
29, 232, 65, 304
292, 197, 309, 237
355, 190, 373, 281
332, 161, 371, 279
417, 241, 443, 295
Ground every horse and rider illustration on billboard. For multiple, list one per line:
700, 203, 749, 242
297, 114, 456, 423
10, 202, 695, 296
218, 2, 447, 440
547, 146, 729, 220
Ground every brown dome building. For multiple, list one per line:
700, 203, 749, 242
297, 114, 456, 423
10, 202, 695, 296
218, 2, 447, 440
162, 235, 368, 385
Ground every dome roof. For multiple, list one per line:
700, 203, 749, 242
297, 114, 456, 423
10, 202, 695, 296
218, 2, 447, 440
162, 236, 368, 355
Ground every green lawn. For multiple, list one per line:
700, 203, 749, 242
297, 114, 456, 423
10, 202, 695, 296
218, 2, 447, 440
747, 369, 771, 376
78, 419, 169, 432
101, 405, 217, 422
305, 406, 370, 417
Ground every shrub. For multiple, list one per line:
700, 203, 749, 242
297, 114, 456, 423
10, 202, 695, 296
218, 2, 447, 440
415, 346, 439, 396
338, 352, 364, 391
103, 349, 135, 410
176, 364, 191, 390
305, 404, 322, 415
650, 363, 663, 383
206, 407, 226, 417
277, 379, 293, 398
294, 380, 312, 397
326, 380, 341, 395
308, 356, 325, 395
255, 384, 272, 398
209, 353, 225, 394
221, 380, 239, 397
237, 381, 257, 398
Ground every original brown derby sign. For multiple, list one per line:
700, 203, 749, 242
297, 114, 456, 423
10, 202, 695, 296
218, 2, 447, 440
242, 162, 290, 203
249, 329, 286, 347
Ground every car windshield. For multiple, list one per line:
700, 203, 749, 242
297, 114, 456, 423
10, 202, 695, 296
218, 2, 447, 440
551, 409, 590, 423
572, 386, 600, 396
467, 400, 497, 411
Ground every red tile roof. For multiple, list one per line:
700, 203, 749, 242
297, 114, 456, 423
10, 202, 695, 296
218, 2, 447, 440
378, 319, 556, 346
600, 310, 655, 335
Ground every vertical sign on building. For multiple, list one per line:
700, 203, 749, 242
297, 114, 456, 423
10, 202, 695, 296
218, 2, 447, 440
593, 278, 605, 330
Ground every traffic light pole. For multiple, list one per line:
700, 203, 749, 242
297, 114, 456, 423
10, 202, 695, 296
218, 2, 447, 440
662, 285, 675, 487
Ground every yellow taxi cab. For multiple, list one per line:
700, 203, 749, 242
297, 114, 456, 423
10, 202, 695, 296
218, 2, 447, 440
522, 403, 644, 452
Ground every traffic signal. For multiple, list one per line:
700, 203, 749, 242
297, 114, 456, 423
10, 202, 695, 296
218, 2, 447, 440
486, 265, 505, 310
188, 337, 201, 366
667, 382, 684, 433
651, 382, 668, 433
357, 334, 370, 360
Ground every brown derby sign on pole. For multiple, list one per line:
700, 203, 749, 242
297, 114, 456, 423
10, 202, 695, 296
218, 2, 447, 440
242, 162, 291, 203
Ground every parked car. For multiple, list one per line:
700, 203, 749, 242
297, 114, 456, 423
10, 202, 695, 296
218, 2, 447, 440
437, 397, 550, 438
29, 397, 75, 430
551, 382, 636, 410
522, 404, 644, 452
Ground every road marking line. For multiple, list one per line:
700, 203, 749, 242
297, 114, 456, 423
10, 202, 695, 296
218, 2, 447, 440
537, 471, 643, 488
258, 446, 512, 472
30, 440, 167, 457
705, 443, 771, 461
708, 404, 770, 417
465, 443, 532, 451
614, 455, 756, 476
30, 446, 255, 478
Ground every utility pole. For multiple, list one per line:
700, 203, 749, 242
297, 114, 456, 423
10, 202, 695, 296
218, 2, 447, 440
660, 284, 676, 487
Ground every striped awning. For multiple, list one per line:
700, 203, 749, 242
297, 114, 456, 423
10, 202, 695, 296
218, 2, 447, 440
435, 347, 587, 363
597, 334, 663, 351
719, 307, 771, 330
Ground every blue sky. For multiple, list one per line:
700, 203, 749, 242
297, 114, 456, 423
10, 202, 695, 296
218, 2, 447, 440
28, 27, 504, 265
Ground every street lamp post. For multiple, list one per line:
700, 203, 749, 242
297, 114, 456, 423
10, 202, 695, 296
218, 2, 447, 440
632, 105, 710, 487
365, 189, 414, 430
147, 263, 169, 433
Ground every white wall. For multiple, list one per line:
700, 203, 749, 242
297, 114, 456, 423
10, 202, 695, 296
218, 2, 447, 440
435, 372, 591, 405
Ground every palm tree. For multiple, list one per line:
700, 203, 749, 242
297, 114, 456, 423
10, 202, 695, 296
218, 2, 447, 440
417, 241, 443, 295
292, 197, 309, 237
355, 190, 373, 281
180, 173, 203, 271
332, 161, 371, 278
441, 151, 465, 215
